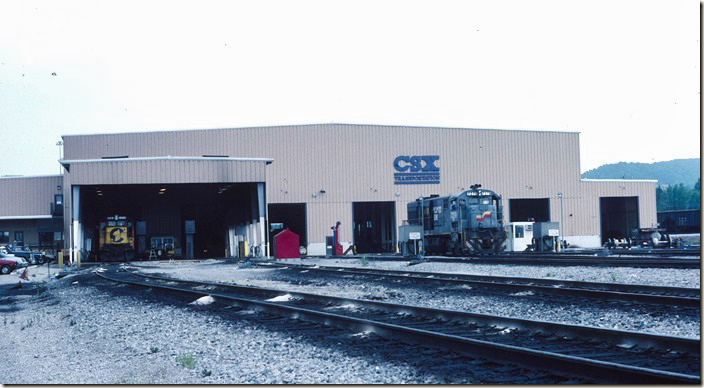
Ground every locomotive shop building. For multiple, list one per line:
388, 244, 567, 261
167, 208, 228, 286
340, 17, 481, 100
0, 123, 657, 259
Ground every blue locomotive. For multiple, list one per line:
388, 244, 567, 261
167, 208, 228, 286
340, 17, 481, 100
407, 184, 507, 255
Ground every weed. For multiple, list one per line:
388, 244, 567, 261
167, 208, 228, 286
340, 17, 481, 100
176, 354, 196, 369
360, 256, 369, 267
69, 319, 76, 326
3, 317, 6, 325
149, 346, 159, 353
545, 272, 554, 278
201, 368, 212, 377
609, 273, 618, 283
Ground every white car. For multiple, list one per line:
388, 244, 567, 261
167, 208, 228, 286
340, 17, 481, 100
0, 250, 29, 268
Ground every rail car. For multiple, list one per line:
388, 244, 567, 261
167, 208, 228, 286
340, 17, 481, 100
98, 215, 135, 261
407, 184, 507, 255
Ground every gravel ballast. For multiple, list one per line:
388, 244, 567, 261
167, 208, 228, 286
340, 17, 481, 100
1, 259, 699, 384
132, 259, 701, 338
1, 278, 469, 384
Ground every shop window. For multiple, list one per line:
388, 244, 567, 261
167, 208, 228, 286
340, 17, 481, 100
0, 231, 8, 244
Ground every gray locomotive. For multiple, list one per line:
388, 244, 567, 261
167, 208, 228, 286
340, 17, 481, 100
407, 184, 507, 255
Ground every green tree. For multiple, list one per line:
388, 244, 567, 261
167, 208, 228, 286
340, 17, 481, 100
656, 183, 695, 211
688, 178, 700, 210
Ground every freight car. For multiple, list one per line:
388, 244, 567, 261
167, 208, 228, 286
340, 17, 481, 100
406, 184, 507, 255
657, 209, 701, 234
98, 215, 135, 261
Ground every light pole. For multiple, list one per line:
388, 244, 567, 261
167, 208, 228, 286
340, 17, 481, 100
557, 192, 564, 243
56, 141, 63, 175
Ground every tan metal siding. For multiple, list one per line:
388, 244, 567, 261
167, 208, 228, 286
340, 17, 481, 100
60, 124, 654, 243
576, 180, 657, 235
0, 176, 62, 217
306, 202, 353, 245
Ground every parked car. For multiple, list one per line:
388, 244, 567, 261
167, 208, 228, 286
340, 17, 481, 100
0, 245, 48, 265
0, 250, 29, 268
0, 256, 18, 274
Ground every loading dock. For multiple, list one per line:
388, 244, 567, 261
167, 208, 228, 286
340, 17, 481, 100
509, 198, 550, 222
353, 201, 396, 254
600, 196, 639, 244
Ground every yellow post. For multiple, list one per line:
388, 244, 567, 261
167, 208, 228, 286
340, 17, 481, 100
58, 251, 63, 269
76, 250, 81, 268
243, 241, 249, 257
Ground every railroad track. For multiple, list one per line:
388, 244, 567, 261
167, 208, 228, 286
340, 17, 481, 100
307, 255, 700, 268
258, 263, 701, 308
96, 268, 700, 384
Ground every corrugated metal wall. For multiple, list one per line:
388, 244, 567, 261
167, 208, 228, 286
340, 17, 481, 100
0, 175, 62, 217
61, 124, 656, 244
577, 180, 658, 233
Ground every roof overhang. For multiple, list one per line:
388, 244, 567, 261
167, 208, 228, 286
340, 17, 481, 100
60, 156, 272, 185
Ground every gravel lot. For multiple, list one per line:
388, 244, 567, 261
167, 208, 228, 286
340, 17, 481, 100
132, 259, 701, 338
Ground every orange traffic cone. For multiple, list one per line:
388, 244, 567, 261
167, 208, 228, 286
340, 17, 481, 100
19, 268, 29, 280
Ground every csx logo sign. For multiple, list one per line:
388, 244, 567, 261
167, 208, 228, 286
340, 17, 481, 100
393, 155, 440, 185
393, 156, 440, 172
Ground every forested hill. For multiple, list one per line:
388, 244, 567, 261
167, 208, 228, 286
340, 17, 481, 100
582, 158, 700, 187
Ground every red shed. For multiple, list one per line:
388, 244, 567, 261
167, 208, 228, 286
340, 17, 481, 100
273, 229, 300, 259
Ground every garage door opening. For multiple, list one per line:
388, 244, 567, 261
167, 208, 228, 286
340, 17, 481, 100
509, 198, 550, 222
78, 183, 262, 260
267, 203, 307, 248
353, 201, 396, 254
600, 196, 639, 244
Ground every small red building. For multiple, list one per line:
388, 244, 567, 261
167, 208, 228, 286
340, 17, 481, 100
273, 229, 300, 259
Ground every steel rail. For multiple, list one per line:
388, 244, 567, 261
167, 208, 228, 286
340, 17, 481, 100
261, 262, 701, 307
95, 270, 699, 383
307, 255, 700, 268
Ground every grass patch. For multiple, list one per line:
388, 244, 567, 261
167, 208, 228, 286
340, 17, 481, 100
149, 346, 159, 353
359, 256, 369, 267
176, 354, 196, 369
201, 368, 212, 377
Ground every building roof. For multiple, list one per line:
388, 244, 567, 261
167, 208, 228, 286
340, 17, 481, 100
61, 122, 580, 138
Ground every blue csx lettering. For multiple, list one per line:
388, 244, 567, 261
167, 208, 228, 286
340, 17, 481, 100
393, 155, 440, 172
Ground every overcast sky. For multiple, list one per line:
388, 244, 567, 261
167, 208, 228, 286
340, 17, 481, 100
0, 0, 699, 177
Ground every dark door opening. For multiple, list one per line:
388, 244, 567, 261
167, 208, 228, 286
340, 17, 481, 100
267, 203, 307, 248
353, 201, 396, 254
509, 198, 550, 222
600, 196, 639, 244
79, 183, 255, 260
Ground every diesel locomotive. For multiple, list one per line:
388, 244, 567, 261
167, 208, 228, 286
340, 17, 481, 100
98, 215, 135, 261
407, 184, 507, 255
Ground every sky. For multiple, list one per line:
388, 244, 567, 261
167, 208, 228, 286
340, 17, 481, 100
0, 0, 700, 177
